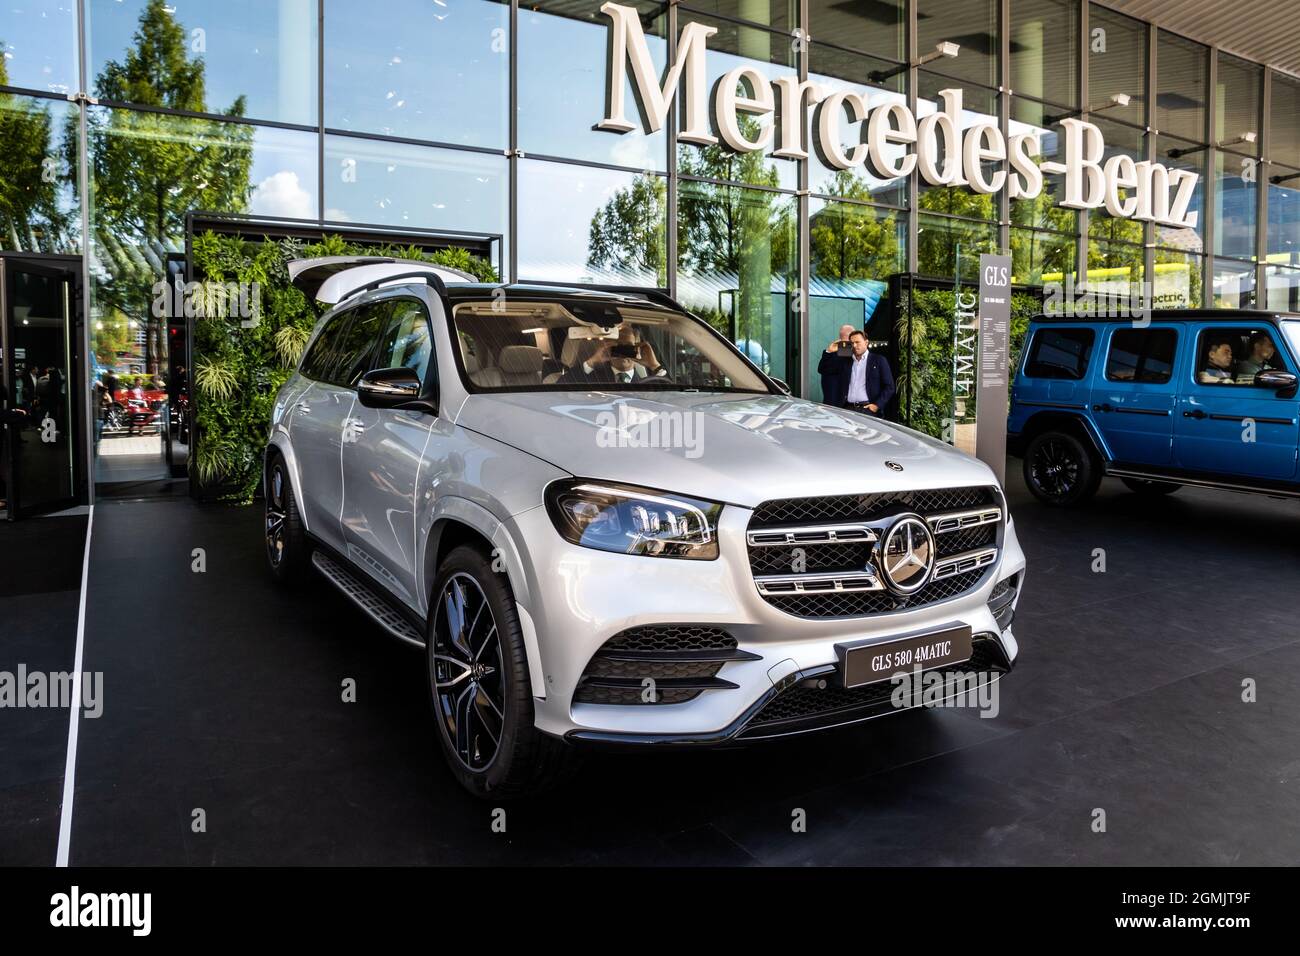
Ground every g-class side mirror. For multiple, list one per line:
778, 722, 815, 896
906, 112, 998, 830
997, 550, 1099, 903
356, 367, 433, 412
1254, 368, 1299, 398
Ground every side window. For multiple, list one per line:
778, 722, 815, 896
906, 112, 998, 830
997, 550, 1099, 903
300, 313, 351, 381
373, 299, 433, 383
330, 302, 390, 387
1195, 327, 1286, 386
1106, 328, 1178, 383
1024, 327, 1095, 380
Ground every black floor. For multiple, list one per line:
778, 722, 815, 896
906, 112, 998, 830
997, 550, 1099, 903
6, 466, 1300, 865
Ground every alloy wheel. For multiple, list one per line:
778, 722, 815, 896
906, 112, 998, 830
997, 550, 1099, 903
432, 573, 505, 772
265, 465, 287, 567
1031, 438, 1080, 498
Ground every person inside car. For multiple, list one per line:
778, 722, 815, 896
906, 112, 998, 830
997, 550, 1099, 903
1233, 332, 1276, 382
1198, 337, 1237, 384
559, 325, 667, 385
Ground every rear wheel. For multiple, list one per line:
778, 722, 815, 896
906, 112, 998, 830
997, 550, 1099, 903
1120, 476, 1181, 496
1023, 430, 1101, 506
264, 453, 311, 584
427, 545, 580, 798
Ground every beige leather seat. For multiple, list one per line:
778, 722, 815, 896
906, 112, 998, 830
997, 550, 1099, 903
464, 351, 504, 388
496, 345, 545, 386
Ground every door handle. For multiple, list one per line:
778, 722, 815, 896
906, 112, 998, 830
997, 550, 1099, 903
343, 417, 366, 432
294, 401, 311, 414
1183, 409, 1207, 419
1092, 403, 1113, 413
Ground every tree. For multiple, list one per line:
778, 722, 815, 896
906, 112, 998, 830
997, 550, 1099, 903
587, 175, 667, 284
808, 170, 901, 281
0, 52, 74, 251
75, 0, 255, 373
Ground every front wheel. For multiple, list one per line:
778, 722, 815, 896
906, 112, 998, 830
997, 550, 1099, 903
427, 545, 580, 799
1120, 476, 1181, 496
264, 453, 310, 584
1023, 431, 1101, 506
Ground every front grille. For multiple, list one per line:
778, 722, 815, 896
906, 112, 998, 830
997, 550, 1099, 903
573, 625, 755, 706
738, 633, 1009, 737
747, 486, 1002, 619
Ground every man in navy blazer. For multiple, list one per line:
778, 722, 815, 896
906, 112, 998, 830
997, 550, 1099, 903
817, 330, 895, 415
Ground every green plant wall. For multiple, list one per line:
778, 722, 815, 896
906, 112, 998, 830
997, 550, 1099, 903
188, 232, 497, 503
894, 287, 1039, 440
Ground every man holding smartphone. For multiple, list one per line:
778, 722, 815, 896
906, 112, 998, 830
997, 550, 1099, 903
819, 329, 894, 415
560, 325, 667, 385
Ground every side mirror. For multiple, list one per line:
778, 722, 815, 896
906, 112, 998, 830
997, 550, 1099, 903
356, 367, 430, 411
1254, 368, 1299, 398
770, 377, 792, 395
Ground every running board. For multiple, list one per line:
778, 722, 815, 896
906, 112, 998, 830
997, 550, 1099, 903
311, 551, 425, 648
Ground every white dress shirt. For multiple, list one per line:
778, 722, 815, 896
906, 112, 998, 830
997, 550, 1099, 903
846, 350, 871, 404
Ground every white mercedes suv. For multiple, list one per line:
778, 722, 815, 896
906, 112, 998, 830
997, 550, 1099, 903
264, 257, 1026, 798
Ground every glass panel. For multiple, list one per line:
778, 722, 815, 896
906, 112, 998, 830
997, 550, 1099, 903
1011, 228, 1076, 287
916, 0, 998, 89
807, 0, 905, 62
1215, 54, 1261, 151
1153, 134, 1205, 250
1266, 266, 1300, 311
518, 0, 667, 170
518, 159, 667, 286
86, 107, 318, 484
1155, 31, 1207, 143
1087, 4, 1146, 127
1011, 0, 1078, 108
1086, 238, 1144, 301
0, 92, 80, 253
334, 302, 391, 387
324, 0, 509, 149
1270, 73, 1300, 170
5, 268, 75, 514
916, 74, 998, 220
806, 200, 905, 401
1152, 248, 1203, 308
681, 1, 797, 34
1105, 328, 1177, 383
1212, 258, 1256, 309
375, 300, 434, 382
1215, 150, 1257, 260
0, 0, 78, 94
676, 179, 797, 382
1196, 327, 1287, 384
88, 0, 318, 125
324, 137, 506, 243
917, 213, 998, 281
675, 15, 798, 190
1011, 97, 1080, 232
808, 46, 907, 205
1267, 167, 1300, 267
1086, 116, 1145, 242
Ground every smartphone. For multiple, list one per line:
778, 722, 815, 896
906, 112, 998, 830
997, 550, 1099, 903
610, 344, 639, 359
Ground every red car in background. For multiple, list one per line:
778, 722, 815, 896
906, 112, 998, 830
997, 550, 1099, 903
104, 384, 165, 433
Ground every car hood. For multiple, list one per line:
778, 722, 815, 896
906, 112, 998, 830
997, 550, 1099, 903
455, 391, 999, 508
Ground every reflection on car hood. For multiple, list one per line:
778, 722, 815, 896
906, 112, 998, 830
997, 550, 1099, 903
455, 391, 999, 508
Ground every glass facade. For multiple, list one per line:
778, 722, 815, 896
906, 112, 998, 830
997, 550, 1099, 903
3, 0, 1300, 496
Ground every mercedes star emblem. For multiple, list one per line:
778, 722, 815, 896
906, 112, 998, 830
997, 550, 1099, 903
876, 514, 935, 595
885, 460, 904, 472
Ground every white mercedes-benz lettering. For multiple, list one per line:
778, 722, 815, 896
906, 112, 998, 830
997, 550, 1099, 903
263, 257, 1027, 798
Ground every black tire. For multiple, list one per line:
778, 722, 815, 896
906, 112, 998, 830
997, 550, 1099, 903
1023, 430, 1101, 506
264, 452, 311, 584
1120, 476, 1181, 496
426, 545, 580, 799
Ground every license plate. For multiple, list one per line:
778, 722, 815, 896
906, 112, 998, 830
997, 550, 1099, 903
836, 625, 973, 689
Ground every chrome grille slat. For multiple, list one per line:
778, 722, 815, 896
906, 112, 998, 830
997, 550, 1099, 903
746, 486, 1002, 618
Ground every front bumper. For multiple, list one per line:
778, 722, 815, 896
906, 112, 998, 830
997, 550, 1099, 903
503, 503, 1026, 744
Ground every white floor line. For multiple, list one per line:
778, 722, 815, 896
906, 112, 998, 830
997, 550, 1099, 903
55, 504, 94, 867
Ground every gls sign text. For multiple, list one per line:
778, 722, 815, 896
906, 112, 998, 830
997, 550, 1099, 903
597, 2, 1198, 230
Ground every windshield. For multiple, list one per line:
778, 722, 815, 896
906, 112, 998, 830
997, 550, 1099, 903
449, 296, 772, 393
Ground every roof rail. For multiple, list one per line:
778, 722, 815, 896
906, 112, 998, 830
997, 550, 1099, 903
343, 270, 449, 303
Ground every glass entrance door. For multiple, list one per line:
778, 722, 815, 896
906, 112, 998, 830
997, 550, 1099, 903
1, 257, 81, 518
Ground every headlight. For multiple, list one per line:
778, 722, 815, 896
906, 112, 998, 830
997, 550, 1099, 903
545, 480, 722, 559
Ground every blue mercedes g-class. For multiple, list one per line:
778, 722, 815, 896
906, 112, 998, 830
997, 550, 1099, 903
1008, 309, 1300, 506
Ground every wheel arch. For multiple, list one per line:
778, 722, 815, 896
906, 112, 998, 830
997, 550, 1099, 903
1020, 410, 1110, 464
263, 437, 312, 533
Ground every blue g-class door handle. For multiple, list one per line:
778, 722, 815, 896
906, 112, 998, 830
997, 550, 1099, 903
1183, 409, 1207, 419
1092, 402, 1112, 413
